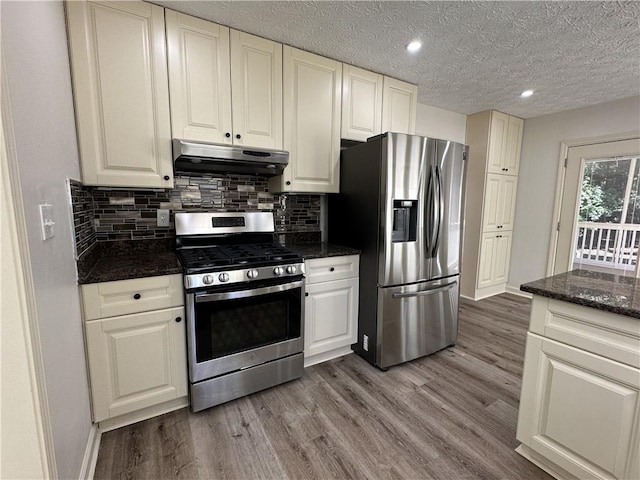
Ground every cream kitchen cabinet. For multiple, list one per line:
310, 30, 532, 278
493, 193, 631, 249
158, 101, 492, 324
81, 274, 187, 430
516, 296, 640, 480
461, 109, 524, 300
270, 47, 342, 193
381, 76, 418, 135
341, 65, 383, 142
166, 12, 283, 149
66, 0, 173, 188
304, 255, 359, 367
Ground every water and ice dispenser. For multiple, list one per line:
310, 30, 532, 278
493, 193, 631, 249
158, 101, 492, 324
391, 200, 417, 242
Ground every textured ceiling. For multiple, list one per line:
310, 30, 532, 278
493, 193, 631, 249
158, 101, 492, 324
152, 1, 640, 119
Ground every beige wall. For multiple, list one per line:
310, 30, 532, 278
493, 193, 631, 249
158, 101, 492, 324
1, 2, 92, 478
415, 102, 467, 144
509, 96, 640, 289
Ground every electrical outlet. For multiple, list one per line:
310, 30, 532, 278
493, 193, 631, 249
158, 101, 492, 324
363, 334, 369, 351
157, 209, 170, 227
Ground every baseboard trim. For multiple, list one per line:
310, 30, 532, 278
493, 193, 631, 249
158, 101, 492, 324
304, 346, 353, 368
506, 285, 532, 298
98, 396, 189, 433
79, 424, 101, 480
515, 444, 577, 480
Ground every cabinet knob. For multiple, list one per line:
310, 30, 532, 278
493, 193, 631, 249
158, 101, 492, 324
496, 235, 502, 238
329, 267, 335, 272
163, 175, 170, 181
175, 317, 182, 323
133, 293, 141, 300
225, 132, 231, 138
235, 134, 241, 139
305, 292, 309, 297
286, 181, 291, 186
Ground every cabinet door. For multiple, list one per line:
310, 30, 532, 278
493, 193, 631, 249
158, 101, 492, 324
86, 307, 187, 422
517, 334, 640, 480
477, 232, 512, 288
66, 1, 172, 188
497, 175, 518, 230
278, 46, 342, 193
341, 64, 383, 141
166, 11, 232, 144
381, 76, 417, 135
486, 111, 509, 174
504, 115, 524, 175
482, 174, 502, 231
305, 278, 358, 358
230, 30, 283, 149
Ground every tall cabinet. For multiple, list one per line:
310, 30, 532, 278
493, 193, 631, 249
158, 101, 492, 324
461, 110, 524, 300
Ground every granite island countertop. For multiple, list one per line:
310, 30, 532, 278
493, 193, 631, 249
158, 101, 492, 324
520, 269, 640, 319
77, 239, 182, 285
282, 242, 361, 260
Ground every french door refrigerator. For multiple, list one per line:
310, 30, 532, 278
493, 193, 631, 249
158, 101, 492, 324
329, 133, 467, 369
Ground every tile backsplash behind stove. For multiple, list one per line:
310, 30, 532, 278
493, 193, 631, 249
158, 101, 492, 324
70, 174, 322, 258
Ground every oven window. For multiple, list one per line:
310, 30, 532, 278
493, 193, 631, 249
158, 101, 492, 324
194, 287, 301, 362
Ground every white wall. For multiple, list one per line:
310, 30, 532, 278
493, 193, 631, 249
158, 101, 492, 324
414, 102, 467, 144
509, 96, 640, 289
1, 2, 93, 478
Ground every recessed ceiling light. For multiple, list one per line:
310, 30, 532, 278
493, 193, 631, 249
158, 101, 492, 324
520, 89, 534, 98
406, 41, 422, 53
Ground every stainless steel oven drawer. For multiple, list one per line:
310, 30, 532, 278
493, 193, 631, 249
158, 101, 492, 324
190, 353, 303, 412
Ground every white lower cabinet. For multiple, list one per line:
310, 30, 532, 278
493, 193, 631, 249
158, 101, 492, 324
304, 255, 359, 367
477, 231, 512, 289
81, 274, 188, 428
517, 297, 640, 480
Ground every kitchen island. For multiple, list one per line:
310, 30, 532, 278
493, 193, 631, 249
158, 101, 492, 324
516, 270, 640, 480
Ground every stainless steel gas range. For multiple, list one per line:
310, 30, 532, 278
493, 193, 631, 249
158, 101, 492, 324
175, 212, 305, 412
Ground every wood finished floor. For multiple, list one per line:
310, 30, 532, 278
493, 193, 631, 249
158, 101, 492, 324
94, 293, 552, 480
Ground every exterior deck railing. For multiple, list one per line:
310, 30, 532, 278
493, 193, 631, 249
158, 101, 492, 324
575, 222, 640, 270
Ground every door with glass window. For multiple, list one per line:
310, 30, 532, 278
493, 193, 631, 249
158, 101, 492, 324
554, 138, 640, 275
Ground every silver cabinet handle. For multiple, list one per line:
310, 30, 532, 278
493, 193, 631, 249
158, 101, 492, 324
392, 280, 457, 299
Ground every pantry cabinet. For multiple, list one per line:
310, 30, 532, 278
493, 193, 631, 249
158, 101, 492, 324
81, 274, 187, 429
460, 109, 523, 300
341, 65, 383, 142
381, 76, 418, 135
304, 255, 359, 367
166, 12, 283, 149
66, 0, 173, 188
516, 296, 640, 480
270, 47, 342, 193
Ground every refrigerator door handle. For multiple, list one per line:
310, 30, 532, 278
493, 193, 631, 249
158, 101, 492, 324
391, 280, 457, 298
425, 166, 435, 253
431, 166, 443, 257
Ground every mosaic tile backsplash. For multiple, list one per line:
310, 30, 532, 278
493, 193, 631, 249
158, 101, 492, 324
70, 174, 322, 257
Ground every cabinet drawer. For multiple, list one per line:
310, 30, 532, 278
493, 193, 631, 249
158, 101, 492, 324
82, 274, 184, 320
305, 255, 359, 284
529, 296, 640, 369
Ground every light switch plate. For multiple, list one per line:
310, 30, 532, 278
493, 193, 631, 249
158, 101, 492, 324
157, 209, 170, 227
39, 203, 55, 240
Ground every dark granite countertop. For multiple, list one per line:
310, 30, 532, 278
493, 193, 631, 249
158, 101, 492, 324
283, 242, 361, 260
520, 269, 640, 319
77, 240, 182, 285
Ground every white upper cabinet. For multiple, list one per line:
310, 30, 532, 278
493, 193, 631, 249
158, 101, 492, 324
166, 11, 232, 145
487, 111, 523, 175
166, 13, 283, 149
66, 1, 173, 188
230, 30, 283, 149
271, 46, 342, 193
341, 65, 383, 142
381, 76, 417, 135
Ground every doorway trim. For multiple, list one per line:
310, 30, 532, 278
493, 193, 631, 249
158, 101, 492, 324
546, 131, 640, 276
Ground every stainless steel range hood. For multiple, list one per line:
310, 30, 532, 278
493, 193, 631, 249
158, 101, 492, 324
173, 139, 288, 177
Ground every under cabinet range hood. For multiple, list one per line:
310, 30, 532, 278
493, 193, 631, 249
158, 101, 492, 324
172, 139, 289, 177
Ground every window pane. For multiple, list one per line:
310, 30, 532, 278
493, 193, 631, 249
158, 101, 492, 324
579, 158, 630, 223
625, 158, 640, 224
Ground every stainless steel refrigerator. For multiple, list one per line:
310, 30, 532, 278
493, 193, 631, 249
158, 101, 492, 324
328, 133, 467, 369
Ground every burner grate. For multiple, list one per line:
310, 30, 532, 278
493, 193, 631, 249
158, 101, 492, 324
178, 243, 302, 273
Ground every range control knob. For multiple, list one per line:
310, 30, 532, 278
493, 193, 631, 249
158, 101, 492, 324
247, 269, 259, 279
218, 272, 230, 282
273, 266, 284, 276
202, 274, 214, 285
285, 265, 296, 274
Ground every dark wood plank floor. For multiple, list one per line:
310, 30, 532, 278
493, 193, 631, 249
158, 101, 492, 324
94, 293, 552, 480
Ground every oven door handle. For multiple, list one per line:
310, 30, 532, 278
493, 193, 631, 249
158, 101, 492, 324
195, 280, 304, 303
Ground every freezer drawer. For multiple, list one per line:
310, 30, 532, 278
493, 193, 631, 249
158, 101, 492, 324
377, 276, 458, 368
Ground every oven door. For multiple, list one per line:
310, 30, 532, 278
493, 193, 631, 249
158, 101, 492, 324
186, 278, 304, 383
